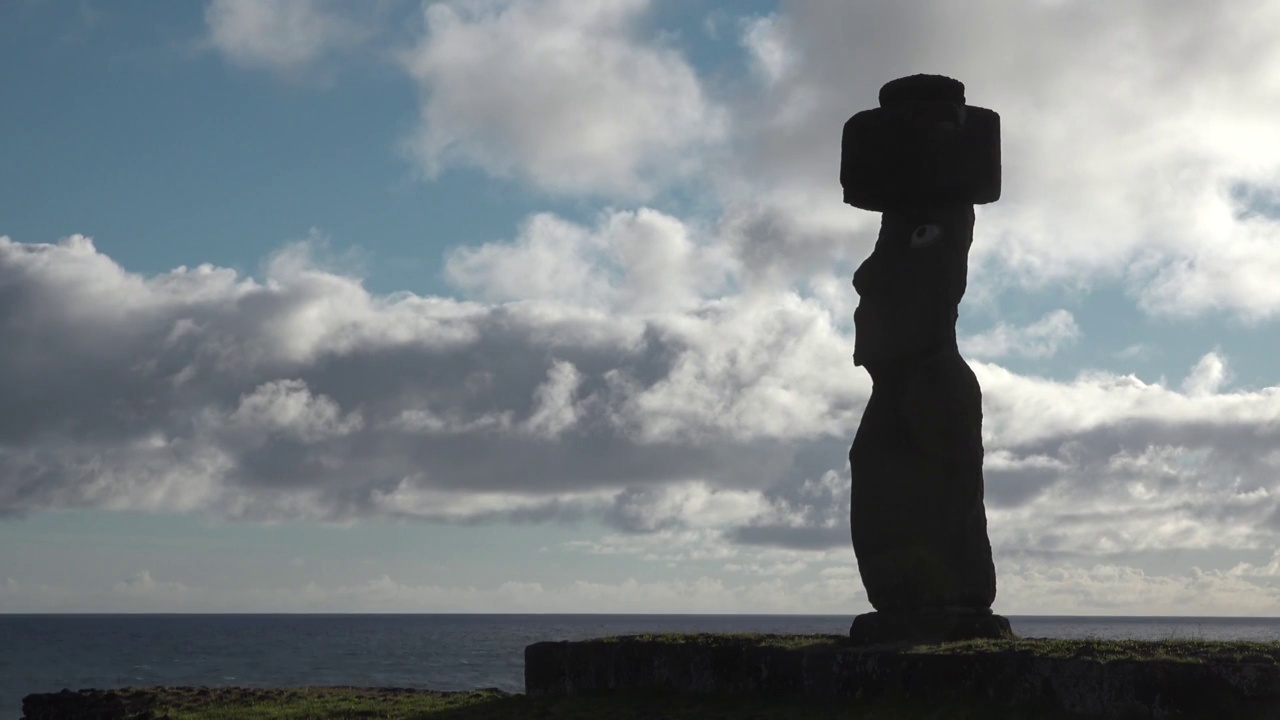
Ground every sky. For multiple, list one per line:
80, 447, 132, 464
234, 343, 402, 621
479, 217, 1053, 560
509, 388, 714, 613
1, 0, 1280, 615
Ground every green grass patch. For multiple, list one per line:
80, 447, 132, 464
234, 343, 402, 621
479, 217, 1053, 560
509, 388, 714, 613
592, 632, 846, 649
62, 686, 1084, 720
903, 637, 1280, 664
147, 686, 507, 719
31, 637, 1280, 719
590, 633, 1280, 664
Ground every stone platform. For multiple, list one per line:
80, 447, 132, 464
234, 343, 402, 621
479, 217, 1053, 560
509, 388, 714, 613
524, 634, 1280, 718
848, 610, 1015, 644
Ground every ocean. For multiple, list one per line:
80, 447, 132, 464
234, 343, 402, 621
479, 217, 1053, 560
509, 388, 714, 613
3, 614, 1279, 717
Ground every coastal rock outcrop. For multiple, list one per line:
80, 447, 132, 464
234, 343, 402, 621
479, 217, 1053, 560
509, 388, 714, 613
21, 687, 162, 720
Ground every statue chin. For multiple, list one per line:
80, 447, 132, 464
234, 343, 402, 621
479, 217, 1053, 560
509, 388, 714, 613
853, 329, 953, 374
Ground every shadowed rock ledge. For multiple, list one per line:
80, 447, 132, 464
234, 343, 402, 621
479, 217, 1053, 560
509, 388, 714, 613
524, 634, 1280, 719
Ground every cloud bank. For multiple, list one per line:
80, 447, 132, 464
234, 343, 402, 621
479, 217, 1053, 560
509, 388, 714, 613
2, 228, 1277, 574
399, 0, 727, 198
36, 0, 1280, 612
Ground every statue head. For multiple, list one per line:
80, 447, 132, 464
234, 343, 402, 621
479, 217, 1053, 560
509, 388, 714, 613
842, 74, 997, 379
851, 203, 973, 376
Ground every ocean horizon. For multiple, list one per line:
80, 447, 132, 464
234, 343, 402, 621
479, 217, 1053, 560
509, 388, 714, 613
4, 613, 1279, 717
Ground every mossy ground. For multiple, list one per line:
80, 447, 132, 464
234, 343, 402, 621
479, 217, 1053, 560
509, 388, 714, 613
904, 636, 1280, 664
57, 685, 1082, 720
593, 632, 846, 650
35, 636, 1280, 719
593, 632, 1280, 664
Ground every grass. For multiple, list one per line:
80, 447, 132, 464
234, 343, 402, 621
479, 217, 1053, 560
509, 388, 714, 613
35, 636, 1280, 719
902, 636, 1280, 664
591, 632, 846, 649
56, 686, 1085, 720
148, 686, 505, 719
589, 632, 1280, 664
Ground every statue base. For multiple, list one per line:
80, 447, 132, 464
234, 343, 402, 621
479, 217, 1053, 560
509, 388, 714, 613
849, 609, 1015, 645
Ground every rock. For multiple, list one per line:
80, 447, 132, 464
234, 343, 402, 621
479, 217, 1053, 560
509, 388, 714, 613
842, 75, 1003, 637
524, 635, 1280, 718
841, 74, 1001, 211
21, 687, 162, 720
878, 74, 966, 108
848, 610, 1014, 645
848, 205, 996, 617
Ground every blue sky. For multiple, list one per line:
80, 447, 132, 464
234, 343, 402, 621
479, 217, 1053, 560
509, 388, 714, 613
2, 0, 1280, 614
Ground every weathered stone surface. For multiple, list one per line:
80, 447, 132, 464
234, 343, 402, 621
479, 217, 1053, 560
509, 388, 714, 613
525, 636, 1280, 719
843, 75, 1001, 636
841, 74, 1001, 211
848, 610, 1014, 645
848, 204, 996, 616
878, 74, 966, 108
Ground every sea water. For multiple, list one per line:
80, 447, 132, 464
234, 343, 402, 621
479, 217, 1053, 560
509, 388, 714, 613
3, 614, 1279, 717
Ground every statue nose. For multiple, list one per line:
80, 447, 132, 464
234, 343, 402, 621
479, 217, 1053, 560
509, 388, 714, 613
853, 253, 885, 297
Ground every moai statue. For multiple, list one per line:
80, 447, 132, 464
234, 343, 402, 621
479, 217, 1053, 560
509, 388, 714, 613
841, 74, 1015, 643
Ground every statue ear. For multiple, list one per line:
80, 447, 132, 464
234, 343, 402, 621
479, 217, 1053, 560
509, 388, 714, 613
909, 223, 942, 249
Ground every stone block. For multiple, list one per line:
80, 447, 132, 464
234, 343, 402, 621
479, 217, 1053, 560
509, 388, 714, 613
840, 105, 1001, 211
848, 610, 1015, 645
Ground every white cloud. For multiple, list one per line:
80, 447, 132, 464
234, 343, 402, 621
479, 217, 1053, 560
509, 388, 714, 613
740, 14, 794, 86
723, 560, 808, 577
723, 1, 1280, 320
399, 0, 727, 197
444, 209, 733, 314
445, 213, 615, 308
960, 309, 1081, 359
2, 231, 1278, 578
1228, 548, 1280, 578
522, 360, 583, 439
1180, 351, 1230, 396
998, 560, 1280, 617
0, 231, 857, 525
111, 570, 193, 602
0, 569, 864, 614
200, 0, 1280, 321
3, 559, 1277, 614
975, 355, 1280, 559
368, 484, 613, 524
228, 379, 363, 442
607, 482, 772, 532
203, 0, 369, 76
16, 2, 1280, 617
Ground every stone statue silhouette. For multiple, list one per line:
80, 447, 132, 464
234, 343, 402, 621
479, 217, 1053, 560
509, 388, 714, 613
842, 74, 1014, 642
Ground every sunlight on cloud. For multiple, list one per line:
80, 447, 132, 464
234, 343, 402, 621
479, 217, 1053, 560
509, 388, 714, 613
523, 360, 584, 439
5, 557, 1276, 614
204, 0, 368, 76
444, 209, 733, 313
369, 484, 615, 524
740, 14, 794, 87
1, 231, 1278, 577
0, 568, 869, 613
960, 309, 1081, 360
13, 0, 1280, 613
1180, 351, 1230, 396
400, 0, 726, 198
999, 560, 1280, 616
727, 1, 1280, 318
227, 379, 364, 443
